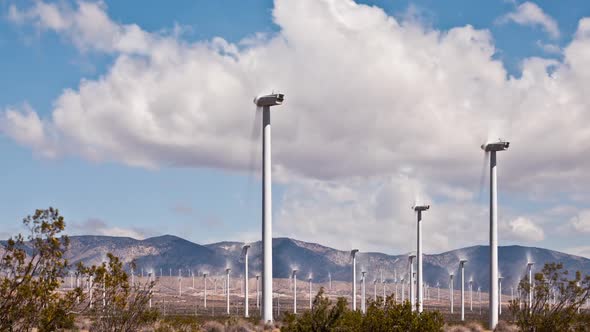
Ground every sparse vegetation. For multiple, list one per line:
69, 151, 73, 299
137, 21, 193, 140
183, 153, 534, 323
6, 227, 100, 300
282, 287, 445, 332
0, 208, 86, 331
509, 262, 590, 331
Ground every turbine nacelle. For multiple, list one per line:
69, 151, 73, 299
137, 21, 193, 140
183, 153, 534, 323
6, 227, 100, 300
481, 139, 510, 152
254, 93, 284, 107
413, 204, 430, 212
350, 249, 359, 259
459, 259, 468, 267
292, 269, 298, 277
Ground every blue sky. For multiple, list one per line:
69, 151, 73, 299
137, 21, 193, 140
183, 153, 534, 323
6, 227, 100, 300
1, 0, 590, 257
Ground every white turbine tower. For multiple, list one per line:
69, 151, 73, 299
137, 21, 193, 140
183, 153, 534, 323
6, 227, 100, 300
449, 273, 454, 314
413, 204, 430, 313
499, 276, 504, 316
469, 279, 473, 312
408, 254, 416, 311
242, 244, 251, 318
256, 275, 260, 310
351, 249, 359, 311
148, 272, 153, 308
253, 93, 285, 323
401, 277, 405, 303
292, 269, 298, 314
527, 262, 534, 312
226, 268, 231, 315
361, 271, 367, 314
203, 273, 208, 309
482, 139, 510, 329
308, 275, 313, 310
374, 279, 378, 302
459, 260, 467, 321
178, 269, 182, 297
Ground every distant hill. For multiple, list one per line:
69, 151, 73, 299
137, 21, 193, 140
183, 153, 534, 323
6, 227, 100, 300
60, 235, 590, 293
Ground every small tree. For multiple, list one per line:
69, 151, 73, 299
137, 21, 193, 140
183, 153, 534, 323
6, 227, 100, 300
87, 253, 159, 332
0, 208, 86, 331
509, 262, 590, 331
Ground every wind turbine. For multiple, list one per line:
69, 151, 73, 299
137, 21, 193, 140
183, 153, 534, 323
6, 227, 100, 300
459, 260, 467, 321
481, 138, 510, 330
253, 93, 285, 323
408, 254, 416, 311
292, 269, 298, 314
413, 204, 430, 313
469, 278, 473, 311
308, 275, 313, 310
401, 277, 405, 303
527, 262, 534, 312
449, 273, 454, 314
351, 249, 359, 310
256, 275, 260, 309
203, 273, 208, 309
148, 272, 153, 308
374, 279, 378, 302
243, 244, 251, 318
226, 268, 231, 315
361, 271, 367, 314
499, 276, 504, 316
178, 269, 182, 297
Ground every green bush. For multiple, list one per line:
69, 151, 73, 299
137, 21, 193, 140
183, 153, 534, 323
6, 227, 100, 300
282, 287, 444, 332
509, 262, 590, 332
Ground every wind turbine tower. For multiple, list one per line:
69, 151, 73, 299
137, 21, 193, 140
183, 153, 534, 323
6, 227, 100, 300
351, 249, 359, 310
499, 276, 504, 315
527, 262, 534, 311
226, 268, 231, 315
203, 273, 208, 309
308, 275, 313, 310
292, 269, 298, 314
459, 260, 467, 321
253, 93, 285, 323
413, 204, 430, 313
243, 244, 251, 318
408, 254, 416, 311
361, 271, 367, 314
449, 273, 454, 314
482, 139, 510, 329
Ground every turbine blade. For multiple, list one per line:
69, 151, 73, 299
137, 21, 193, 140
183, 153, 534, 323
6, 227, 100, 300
478, 151, 490, 200
245, 107, 263, 204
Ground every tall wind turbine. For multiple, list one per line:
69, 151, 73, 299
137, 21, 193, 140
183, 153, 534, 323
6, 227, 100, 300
374, 279, 378, 302
527, 262, 534, 312
178, 269, 182, 297
413, 204, 430, 313
499, 276, 504, 315
469, 278, 473, 312
292, 269, 298, 314
243, 244, 251, 318
408, 254, 416, 311
449, 273, 454, 314
459, 260, 467, 321
351, 249, 359, 310
361, 271, 367, 314
308, 275, 313, 310
481, 138, 510, 329
203, 273, 208, 309
256, 275, 260, 310
226, 268, 231, 315
253, 93, 285, 323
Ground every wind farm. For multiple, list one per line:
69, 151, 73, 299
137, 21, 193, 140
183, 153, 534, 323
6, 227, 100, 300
2, 0, 590, 331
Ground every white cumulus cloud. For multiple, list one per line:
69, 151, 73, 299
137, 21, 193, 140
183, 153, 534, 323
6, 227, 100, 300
499, 2, 560, 39
506, 216, 544, 242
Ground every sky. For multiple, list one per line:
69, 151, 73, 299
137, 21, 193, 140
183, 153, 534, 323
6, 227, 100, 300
1, 0, 590, 258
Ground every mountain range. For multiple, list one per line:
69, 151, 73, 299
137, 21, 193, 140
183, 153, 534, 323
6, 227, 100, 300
61, 235, 590, 293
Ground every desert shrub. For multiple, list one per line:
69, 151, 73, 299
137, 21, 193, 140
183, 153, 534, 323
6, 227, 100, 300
202, 320, 226, 332
493, 321, 518, 332
443, 322, 484, 332
156, 315, 201, 332
283, 287, 444, 332
509, 262, 590, 332
0, 208, 87, 331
